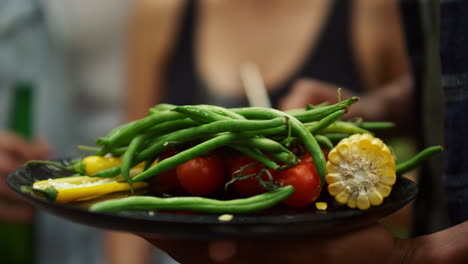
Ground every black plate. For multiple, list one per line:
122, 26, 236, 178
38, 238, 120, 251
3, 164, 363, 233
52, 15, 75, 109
7, 161, 418, 239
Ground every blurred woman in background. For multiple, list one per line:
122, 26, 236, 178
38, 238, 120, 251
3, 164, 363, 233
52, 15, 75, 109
108, 0, 414, 263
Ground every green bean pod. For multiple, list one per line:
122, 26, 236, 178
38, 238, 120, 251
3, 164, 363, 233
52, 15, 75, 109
225, 107, 327, 186
321, 133, 350, 144
229, 145, 280, 170
357, 121, 395, 130
292, 97, 359, 123
304, 110, 345, 134
132, 133, 241, 182
231, 97, 358, 123
91, 166, 121, 178
184, 105, 246, 120
97, 110, 186, 148
148, 103, 177, 114
232, 137, 299, 167
396, 146, 443, 175
316, 121, 372, 135
89, 185, 294, 214
120, 134, 147, 192
315, 135, 334, 149
173, 106, 233, 123
135, 117, 286, 163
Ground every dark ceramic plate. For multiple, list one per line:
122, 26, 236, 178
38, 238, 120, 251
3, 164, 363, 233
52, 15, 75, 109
7, 161, 418, 239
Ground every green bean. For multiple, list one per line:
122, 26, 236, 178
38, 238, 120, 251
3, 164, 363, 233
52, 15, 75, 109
120, 134, 146, 192
235, 137, 289, 153
98, 120, 137, 142
304, 110, 345, 134
238, 109, 344, 138
190, 105, 246, 120
233, 137, 299, 167
175, 106, 298, 164
226, 107, 326, 185
97, 119, 196, 157
89, 185, 294, 214
285, 103, 331, 115
284, 108, 306, 116
132, 133, 241, 182
96, 110, 186, 148
229, 145, 280, 170
173, 106, 233, 123
177, 106, 299, 167
145, 118, 199, 137
90, 166, 121, 178
231, 97, 358, 123
148, 103, 177, 114
317, 121, 372, 135
315, 135, 334, 149
292, 97, 358, 123
321, 133, 350, 144
357, 121, 395, 130
135, 117, 286, 163
396, 146, 443, 175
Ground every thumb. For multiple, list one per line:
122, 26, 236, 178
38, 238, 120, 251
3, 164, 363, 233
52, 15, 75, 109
31, 136, 54, 160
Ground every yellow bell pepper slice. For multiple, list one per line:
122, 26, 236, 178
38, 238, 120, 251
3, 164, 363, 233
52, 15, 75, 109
33, 176, 148, 203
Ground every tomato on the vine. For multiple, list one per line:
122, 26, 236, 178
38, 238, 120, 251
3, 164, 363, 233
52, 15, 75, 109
176, 155, 225, 196
274, 161, 321, 207
228, 155, 270, 197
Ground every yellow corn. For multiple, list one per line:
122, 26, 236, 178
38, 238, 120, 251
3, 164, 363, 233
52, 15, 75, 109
326, 134, 396, 210
33, 175, 148, 203
315, 202, 328, 211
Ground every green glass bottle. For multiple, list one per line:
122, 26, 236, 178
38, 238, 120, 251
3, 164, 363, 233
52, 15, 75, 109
0, 80, 36, 264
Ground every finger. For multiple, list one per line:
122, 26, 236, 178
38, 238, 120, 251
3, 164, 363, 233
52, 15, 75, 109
0, 151, 24, 176
31, 136, 54, 160
278, 79, 313, 110
208, 240, 237, 263
0, 131, 34, 160
279, 78, 337, 110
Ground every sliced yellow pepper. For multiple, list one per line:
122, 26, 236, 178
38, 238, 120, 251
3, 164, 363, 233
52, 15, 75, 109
81, 155, 123, 175
33, 176, 148, 203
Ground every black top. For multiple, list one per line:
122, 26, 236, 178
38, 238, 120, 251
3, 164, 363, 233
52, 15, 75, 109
165, 0, 364, 108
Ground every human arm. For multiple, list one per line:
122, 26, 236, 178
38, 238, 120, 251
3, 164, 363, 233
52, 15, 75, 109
105, 0, 187, 263
0, 131, 52, 222
139, 221, 468, 264
279, 0, 414, 127
124, 0, 185, 120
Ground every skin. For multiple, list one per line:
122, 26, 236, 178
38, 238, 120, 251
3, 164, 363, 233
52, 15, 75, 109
111, 0, 414, 263
125, 0, 412, 121
0, 131, 52, 222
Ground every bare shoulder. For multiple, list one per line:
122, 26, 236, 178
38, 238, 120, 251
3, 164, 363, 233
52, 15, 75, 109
354, 0, 400, 24
131, 0, 186, 26
352, 0, 408, 89
128, 0, 188, 58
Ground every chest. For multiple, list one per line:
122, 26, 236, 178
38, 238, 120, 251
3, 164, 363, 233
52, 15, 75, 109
194, 1, 334, 97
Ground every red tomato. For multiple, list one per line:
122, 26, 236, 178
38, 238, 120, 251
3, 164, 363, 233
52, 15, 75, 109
176, 155, 225, 196
228, 155, 269, 197
301, 149, 329, 164
275, 161, 321, 207
149, 150, 182, 193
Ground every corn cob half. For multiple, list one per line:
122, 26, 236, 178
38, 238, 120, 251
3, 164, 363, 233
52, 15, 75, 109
326, 134, 396, 210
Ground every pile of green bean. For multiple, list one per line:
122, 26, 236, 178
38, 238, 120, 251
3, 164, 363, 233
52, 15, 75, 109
91, 97, 388, 184
87, 97, 402, 213
92, 97, 393, 187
